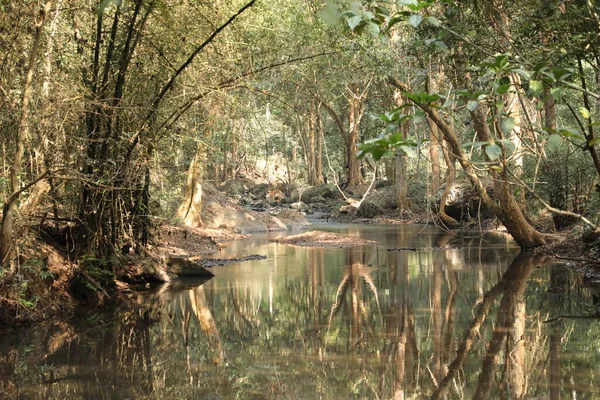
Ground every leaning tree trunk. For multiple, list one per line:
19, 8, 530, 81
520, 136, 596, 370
438, 140, 459, 227
446, 105, 546, 248
387, 77, 547, 248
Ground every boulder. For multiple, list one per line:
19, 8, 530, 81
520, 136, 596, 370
340, 204, 358, 215
220, 178, 256, 197
434, 182, 493, 222
202, 200, 269, 233
266, 188, 285, 203
166, 258, 215, 277
291, 184, 343, 203
357, 186, 397, 218
290, 201, 310, 212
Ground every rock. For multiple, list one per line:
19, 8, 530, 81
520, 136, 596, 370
434, 182, 493, 222
166, 257, 215, 277
357, 201, 382, 218
291, 184, 343, 203
340, 204, 358, 215
202, 200, 270, 233
250, 183, 270, 198
220, 178, 256, 197
357, 186, 397, 218
290, 201, 310, 211
266, 188, 285, 203
582, 231, 600, 244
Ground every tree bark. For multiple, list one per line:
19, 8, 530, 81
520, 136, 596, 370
315, 101, 325, 184
393, 91, 410, 210
0, 2, 52, 269
347, 84, 366, 186
178, 149, 204, 228
427, 66, 442, 195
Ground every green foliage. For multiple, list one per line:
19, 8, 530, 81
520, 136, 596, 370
97, 0, 122, 16
357, 109, 418, 161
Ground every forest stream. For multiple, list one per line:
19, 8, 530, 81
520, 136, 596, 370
1, 224, 599, 399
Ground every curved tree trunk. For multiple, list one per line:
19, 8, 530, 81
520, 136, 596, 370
438, 140, 459, 227
435, 104, 546, 248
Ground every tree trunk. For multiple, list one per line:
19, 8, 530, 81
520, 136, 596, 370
469, 105, 547, 247
438, 140, 459, 227
315, 102, 325, 184
427, 66, 442, 195
307, 99, 317, 185
393, 91, 410, 210
177, 149, 204, 228
347, 85, 366, 186
442, 106, 546, 247
0, 2, 52, 269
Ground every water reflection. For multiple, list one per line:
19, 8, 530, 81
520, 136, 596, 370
2, 225, 600, 399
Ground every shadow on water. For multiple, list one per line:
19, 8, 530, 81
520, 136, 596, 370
1, 224, 600, 399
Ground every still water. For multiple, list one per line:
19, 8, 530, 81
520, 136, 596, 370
2, 224, 600, 399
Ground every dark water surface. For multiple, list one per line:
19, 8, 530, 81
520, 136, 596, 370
2, 224, 600, 399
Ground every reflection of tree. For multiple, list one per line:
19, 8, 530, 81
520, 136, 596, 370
548, 265, 569, 400
327, 262, 381, 347
189, 285, 225, 365
432, 252, 549, 400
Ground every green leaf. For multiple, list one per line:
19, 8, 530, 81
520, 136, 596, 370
426, 16, 440, 26
388, 14, 407, 29
529, 80, 543, 94
388, 133, 404, 144
433, 41, 448, 52
98, 0, 121, 15
493, 55, 510, 71
405, 91, 440, 104
552, 67, 574, 82
367, 21, 380, 35
495, 83, 511, 95
400, 0, 418, 5
501, 117, 515, 134
588, 137, 599, 147
557, 127, 583, 139
466, 100, 479, 112
404, 1, 434, 11
579, 107, 591, 119
546, 134, 562, 152
409, 14, 422, 27
498, 138, 516, 154
485, 144, 502, 161
319, 1, 341, 25
347, 15, 363, 30
400, 145, 418, 158
374, 6, 390, 16
550, 87, 563, 98
512, 68, 531, 80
